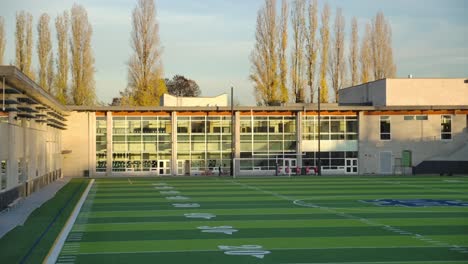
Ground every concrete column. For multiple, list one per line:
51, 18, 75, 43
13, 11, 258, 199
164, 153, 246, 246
7, 109, 18, 190
234, 111, 240, 159
106, 111, 113, 176
358, 111, 365, 175
171, 111, 177, 176
296, 111, 303, 169
88, 112, 96, 177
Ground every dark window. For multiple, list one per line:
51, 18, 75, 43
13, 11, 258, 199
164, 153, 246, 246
441, 115, 452, 140
380, 116, 391, 140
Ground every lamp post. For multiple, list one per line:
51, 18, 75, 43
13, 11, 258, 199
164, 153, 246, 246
317, 86, 321, 176
230, 86, 234, 177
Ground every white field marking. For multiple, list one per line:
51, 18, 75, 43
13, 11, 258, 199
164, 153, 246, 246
227, 180, 468, 255
198, 226, 238, 235
444, 180, 464, 183
184, 213, 216, 219
127, 178, 133, 184
173, 203, 200, 208
160, 190, 180, 195
357, 178, 468, 195
166, 196, 189, 200
152, 183, 168, 186
71, 245, 452, 256
219, 244, 270, 258
154, 186, 174, 190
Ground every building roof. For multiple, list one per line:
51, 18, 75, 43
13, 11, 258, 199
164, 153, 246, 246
0, 66, 69, 115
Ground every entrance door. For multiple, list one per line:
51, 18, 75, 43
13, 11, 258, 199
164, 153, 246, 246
345, 158, 358, 175
177, 160, 185, 175
379, 152, 392, 174
283, 159, 297, 175
158, 160, 171, 175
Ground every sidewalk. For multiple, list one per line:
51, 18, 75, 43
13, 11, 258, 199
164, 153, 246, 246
0, 177, 71, 239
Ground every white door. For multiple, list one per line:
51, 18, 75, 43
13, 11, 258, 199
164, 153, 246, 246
345, 158, 358, 175
283, 159, 296, 174
177, 160, 185, 175
379, 152, 392, 174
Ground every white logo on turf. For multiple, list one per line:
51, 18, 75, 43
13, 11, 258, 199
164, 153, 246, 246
184, 213, 216, 219
160, 190, 180, 195
152, 183, 167, 186
218, 245, 270, 259
173, 203, 200, 208
166, 196, 189, 200
198, 226, 238, 235
154, 186, 174, 190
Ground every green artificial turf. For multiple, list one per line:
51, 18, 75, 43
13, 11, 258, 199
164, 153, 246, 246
54, 177, 468, 263
0, 178, 88, 264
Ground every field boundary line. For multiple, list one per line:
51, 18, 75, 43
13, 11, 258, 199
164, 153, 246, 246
43, 179, 95, 264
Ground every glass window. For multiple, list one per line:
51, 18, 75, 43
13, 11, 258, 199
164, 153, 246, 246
416, 115, 428, 121
380, 116, 391, 140
1, 160, 6, 190
441, 115, 452, 140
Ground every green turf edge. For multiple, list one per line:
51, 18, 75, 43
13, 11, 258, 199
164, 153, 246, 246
0, 178, 89, 264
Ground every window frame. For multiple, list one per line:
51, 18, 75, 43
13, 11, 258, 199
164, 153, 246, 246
380, 116, 391, 141
441, 115, 452, 141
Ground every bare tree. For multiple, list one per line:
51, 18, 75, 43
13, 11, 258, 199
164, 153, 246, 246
127, 0, 167, 106
0, 17, 5, 64
318, 3, 330, 103
37, 13, 53, 91
15, 11, 35, 79
371, 12, 396, 79
250, 0, 279, 106
328, 8, 346, 102
360, 22, 372, 83
290, 0, 307, 103
70, 4, 96, 105
278, 0, 288, 103
55, 11, 69, 104
349, 17, 359, 86
305, 0, 318, 103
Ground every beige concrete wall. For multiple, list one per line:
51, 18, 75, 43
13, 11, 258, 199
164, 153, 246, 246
387, 79, 468, 106
62, 111, 94, 177
359, 113, 468, 174
338, 80, 386, 106
161, 93, 228, 107
0, 117, 62, 191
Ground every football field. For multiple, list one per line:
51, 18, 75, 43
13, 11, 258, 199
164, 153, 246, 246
56, 176, 468, 264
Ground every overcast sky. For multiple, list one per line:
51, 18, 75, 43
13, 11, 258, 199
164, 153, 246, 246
1, 0, 467, 105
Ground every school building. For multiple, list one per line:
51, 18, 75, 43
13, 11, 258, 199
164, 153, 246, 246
1, 65, 467, 206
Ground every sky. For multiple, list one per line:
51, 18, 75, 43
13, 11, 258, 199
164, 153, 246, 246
1, 0, 467, 105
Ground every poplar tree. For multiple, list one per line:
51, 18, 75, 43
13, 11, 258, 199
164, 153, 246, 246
328, 8, 345, 102
15, 11, 35, 80
37, 13, 53, 91
55, 11, 69, 104
70, 4, 96, 105
250, 0, 279, 105
290, 0, 306, 103
127, 0, 167, 106
349, 17, 359, 86
360, 23, 372, 83
371, 12, 396, 79
278, 0, 289, 103
305, 0, 318, 103
318, 3, 330, 103
0, 17, 5, 64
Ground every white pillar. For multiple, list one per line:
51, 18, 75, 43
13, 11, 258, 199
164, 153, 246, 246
171, 111, 177, 176
106, 111, 113, 176
7, 110, 18, 190
296, 111, 303, 168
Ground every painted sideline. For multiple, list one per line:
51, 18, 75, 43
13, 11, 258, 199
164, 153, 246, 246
43, 179, 95, 264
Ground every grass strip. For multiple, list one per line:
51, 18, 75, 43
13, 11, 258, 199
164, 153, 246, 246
0, 178, 88, 264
